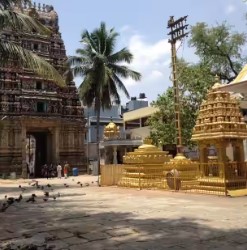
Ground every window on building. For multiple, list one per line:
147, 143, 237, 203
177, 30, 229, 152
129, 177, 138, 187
37, 102, 46, 113
36, 81, 42, 90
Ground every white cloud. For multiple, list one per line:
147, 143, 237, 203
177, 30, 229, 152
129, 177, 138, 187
118, 28, 172, 103
225, 4, 236, 14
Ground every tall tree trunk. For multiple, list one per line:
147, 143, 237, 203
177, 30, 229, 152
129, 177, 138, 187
95, 96, 101, 185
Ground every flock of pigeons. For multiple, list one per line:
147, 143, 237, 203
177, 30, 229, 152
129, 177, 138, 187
0, 179, 98, 213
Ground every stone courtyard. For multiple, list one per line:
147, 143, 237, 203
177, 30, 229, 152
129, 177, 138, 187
0, 175, 247, 250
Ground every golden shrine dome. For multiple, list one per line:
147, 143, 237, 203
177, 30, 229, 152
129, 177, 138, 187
192, 76, 247, 141
123, 138, 172, 164
103, 121, 120, 140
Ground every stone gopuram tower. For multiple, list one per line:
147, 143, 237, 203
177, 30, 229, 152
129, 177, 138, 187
0, 3, 86, 177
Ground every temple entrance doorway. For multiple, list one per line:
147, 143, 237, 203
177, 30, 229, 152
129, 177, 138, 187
26, 131, 51, 177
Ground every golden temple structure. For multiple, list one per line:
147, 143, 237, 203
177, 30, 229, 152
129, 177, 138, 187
103, 121, 120, 140
118, 138, 172, 188
191, 76, 247, 194
101, 76, 247, 196
163, 153, 198, 191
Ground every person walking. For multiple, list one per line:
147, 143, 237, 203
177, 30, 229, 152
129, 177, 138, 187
64, 162, 69, 179
57, 163, 62, 179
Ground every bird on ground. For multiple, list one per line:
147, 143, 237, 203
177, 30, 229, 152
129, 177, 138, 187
91, 181, 94, 184
47, 184, 51, 188
80, 184, 83, 187
64, 183, 67, 186
77, 181, 81, 184
15, 194, 23, 202
7, 197, 15, 205
65, 185, 69, 188
57, 193, 61, 197
31, 183, 36, 187
31, 194, 37, 198
18, 185, 21, 188
26, 197, 35, 203
0, 203, 8, 212
85, 183, 89, 187
44, 191, 49, 197
4, 195, 7, 199
43, 198, 48, 202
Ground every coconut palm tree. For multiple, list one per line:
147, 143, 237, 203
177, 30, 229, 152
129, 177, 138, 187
69, 22, 141, 175
0, 0, 64, 86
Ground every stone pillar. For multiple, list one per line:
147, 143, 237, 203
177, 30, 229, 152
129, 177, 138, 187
199, 144, 207, 177
21, 126, 27, 178
53, 127, 60, 164
113, 146, 118, 164
215, 142, 227, 178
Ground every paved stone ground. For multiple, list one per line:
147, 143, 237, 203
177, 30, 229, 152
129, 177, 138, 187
0, 175, 247, 250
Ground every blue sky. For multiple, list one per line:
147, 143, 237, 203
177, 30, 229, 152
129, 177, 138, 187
39, 0, 247, 105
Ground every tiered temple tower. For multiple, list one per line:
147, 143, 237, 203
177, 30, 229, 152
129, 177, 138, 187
0, 3, 86, 177
191, 76, 247, 193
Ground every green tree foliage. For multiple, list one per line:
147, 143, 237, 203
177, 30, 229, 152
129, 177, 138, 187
69, 22, 141, 170
149, 60, 214, 147
149, 22, 247, 147
189, 22, 247, 82
0, 0, 64, 86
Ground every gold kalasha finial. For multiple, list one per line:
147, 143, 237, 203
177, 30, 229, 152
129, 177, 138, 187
143, 138, 153, 145
212, 75, 222, 89
215, 74, 220, 83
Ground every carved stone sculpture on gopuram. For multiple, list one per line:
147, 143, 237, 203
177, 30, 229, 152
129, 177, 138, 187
0, 2, 86, 177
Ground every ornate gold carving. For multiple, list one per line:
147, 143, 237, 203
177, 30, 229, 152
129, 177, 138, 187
192, 77, 247, 141
103, 121, 120, 140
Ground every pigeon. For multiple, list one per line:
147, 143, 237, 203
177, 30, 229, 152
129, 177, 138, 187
4, 195, 7, 199
7, 197, 15, 205
18, 185, 21, 188
15, 194, 22, 202
77, 181, 81, 184
31, 183, 36, 187
0, 203, 8, 212
65, 185, 69, 188
47, 184, 51, 188
80, 184, 83, 187
57, 193, 61, 197
43, 198, 48, 202
85, 183, 89, 187
64, 184, 67, 186
91, 181, 94, 184
44, 192, 49, 197
31, 194, 37, 198
26, 197, 35, 203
